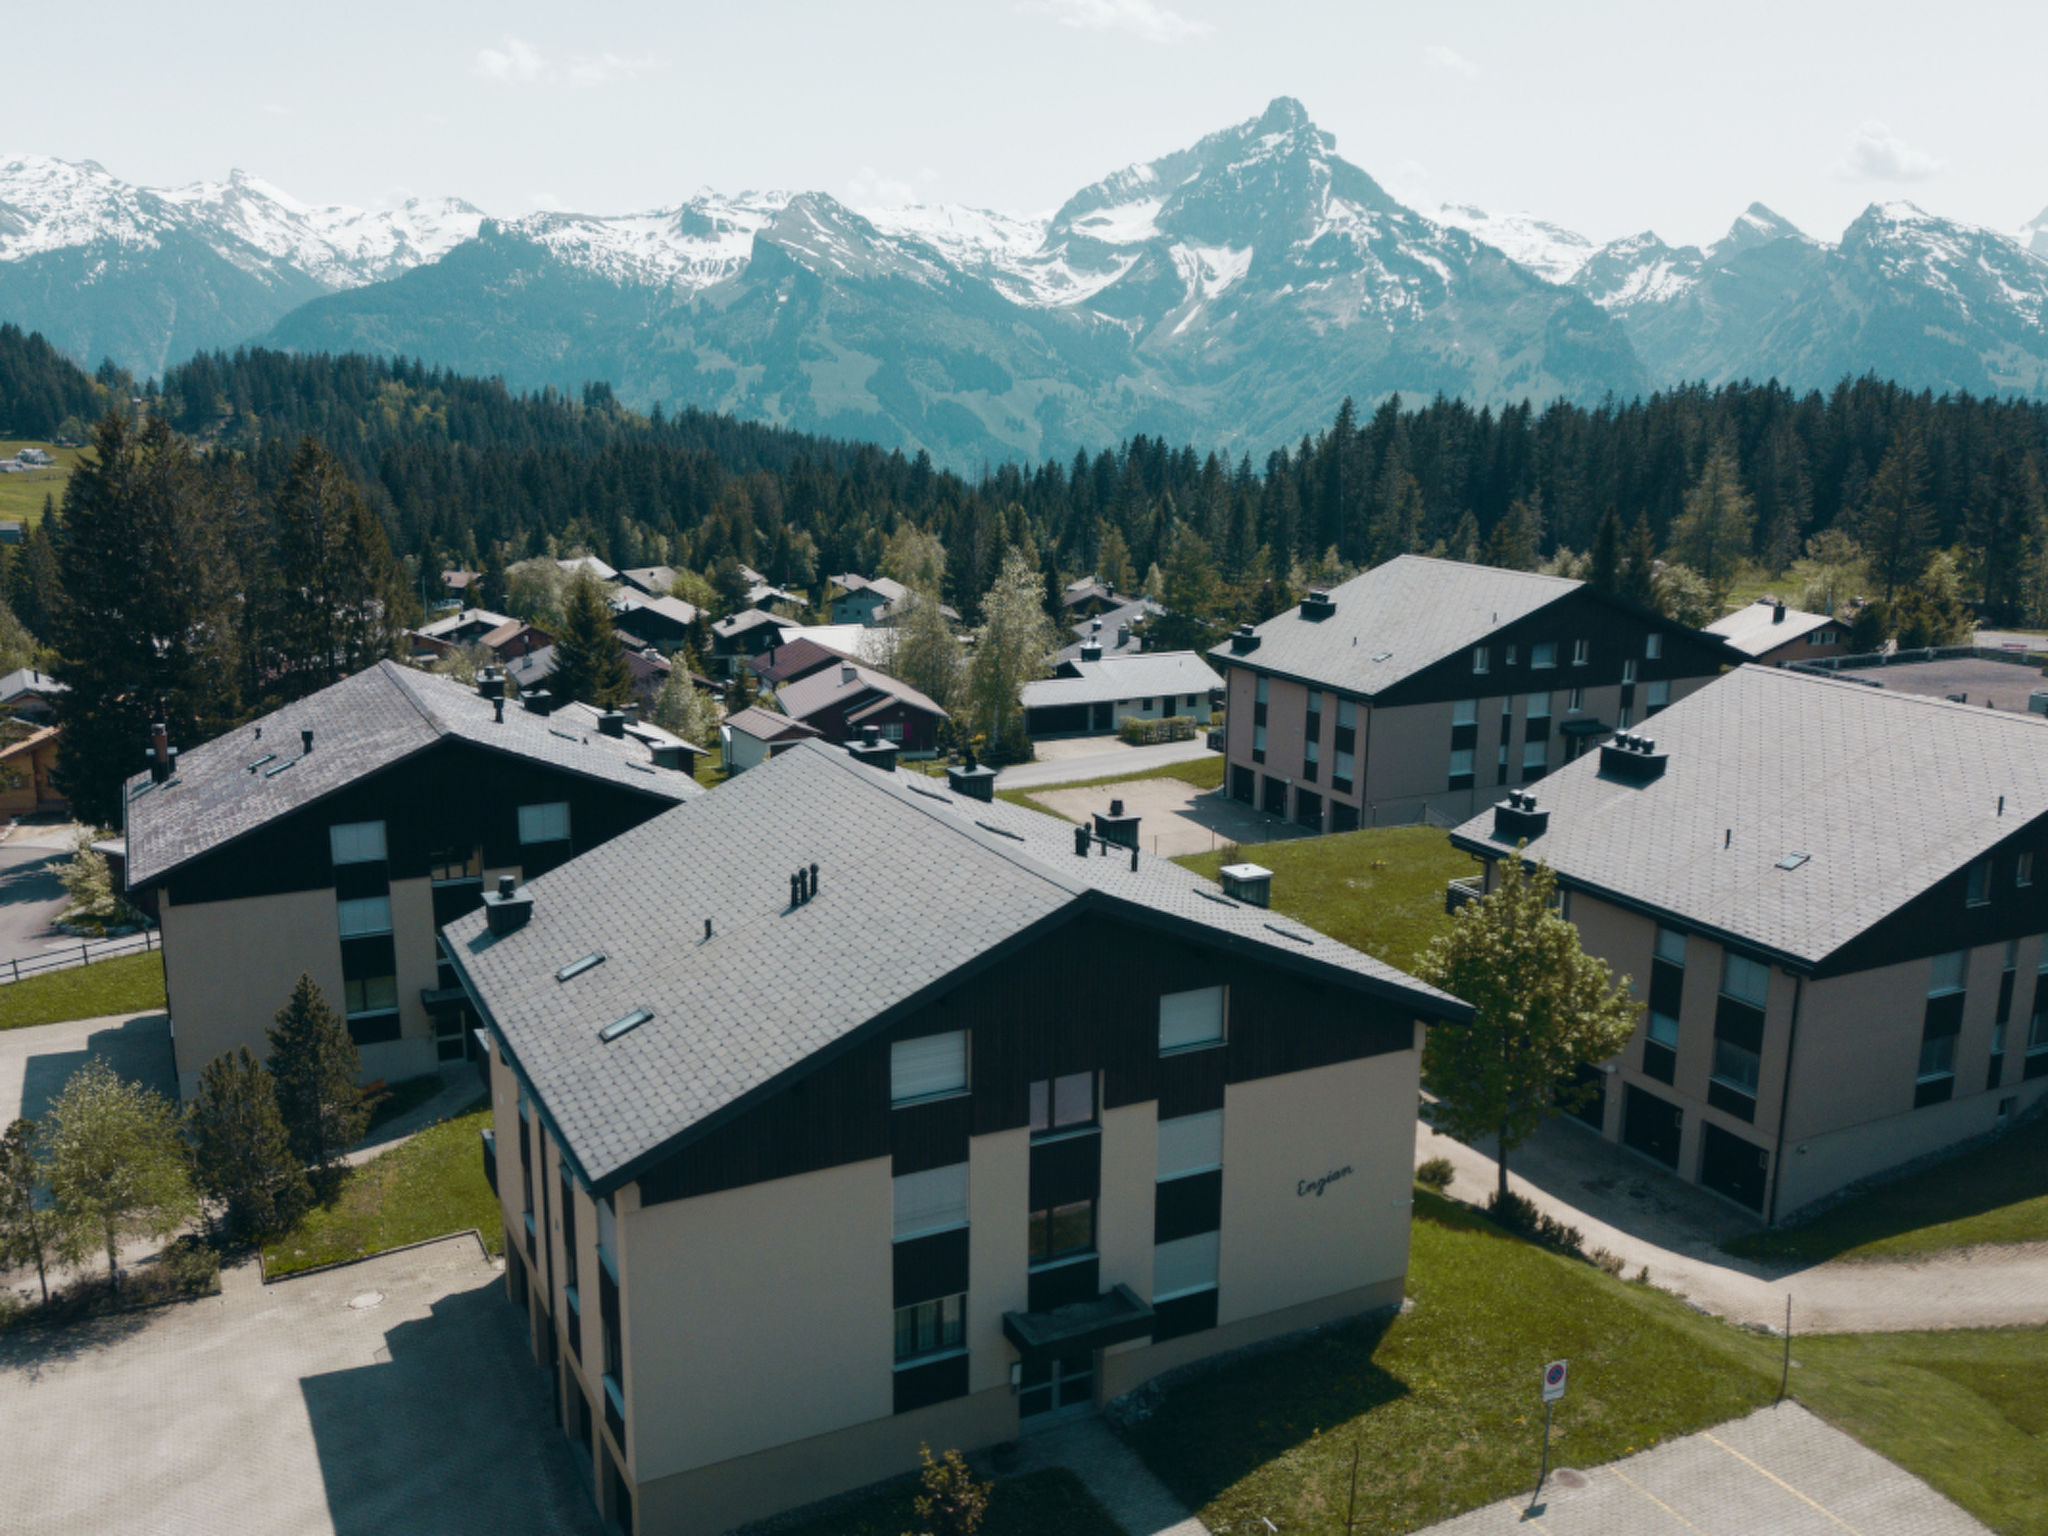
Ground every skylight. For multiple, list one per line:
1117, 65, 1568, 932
599, 1008, 653, 1043
246, 752, 277, 773
556, 953, 606, 983
1372, 651, 1393, 662
1775, 851, 1811, 871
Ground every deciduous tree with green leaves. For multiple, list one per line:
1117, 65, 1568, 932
649, 658, 723, 749
966, 547, 1058, 759
1417, 850, 1639, 1201
42, 1060, 197, 1284
906, 1443, 991, 1536
0, 1115, 81, 1303
187, 1048, 311, 1243
266, 974, 368, 1180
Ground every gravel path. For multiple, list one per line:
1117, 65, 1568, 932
1416, 1117, 2048, 1333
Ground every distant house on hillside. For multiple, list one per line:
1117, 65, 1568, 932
1059, 597, 1163, 664
409, 608, 516, 659
617, 565, 678, 596
722, 705, 822, 773
750, 635, 856, 689
0, 724, 63, 815
610, 590, 701, 652
0, 667, 67, 722
775, 659, 948, 754
828, 573, 908, 627
558, 554, 620, 585
1062, 578, 1144, 619
710, 608, 801, 669
1704, 597, 1845, 668
1022, 652, 1220, 737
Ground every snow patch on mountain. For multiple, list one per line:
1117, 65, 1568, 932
1430, 203, 1595, 284
506, 192, 790, 291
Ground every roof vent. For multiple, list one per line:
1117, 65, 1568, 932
946, 752, 997, 803
845, 724, 899, 773
1300, 589, 1336, 621
521, 688, 556, 716
840, 662, 858, 685
1772, 599, 1787, 625
1219, 862, 1272, 907
301, 728, 315, 755
1093, 797, 1141, 850
478, 667, 506, 701
1229, 623, 1261, 654
597, 710, 627, 738
1598, 731, 1668, 783
1492, 791, 1551, 843
484, 874, 533, 935
1079, 640, 1103, 663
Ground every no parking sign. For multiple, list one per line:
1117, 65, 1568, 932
1542, 1359, 1568, 1403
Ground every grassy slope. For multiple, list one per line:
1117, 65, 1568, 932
1176, 824, 1469, 971
0, 440, 84, 525
1129, 1191, 1778, 1535
0, 950, 166, 1029
1723, 1114, 2048, 1263
262, 1103, 500, 1277
773, 1468, 1122, 1536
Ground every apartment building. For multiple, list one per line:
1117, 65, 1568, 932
1703, 597, 1846, 667
121, 661, 701, 1098
452, 737, 1467, 1536
1447, 666, 2048, 1220
1210, 556, 1736, 830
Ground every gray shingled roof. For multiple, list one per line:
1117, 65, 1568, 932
1704, 599, 1835, 656
448, 738, 1468, 1191
123, 661, 702, 889
1447, 665, 2048, 968
776, 658, 948, 725
1208, 554, 1584, 695
1023, 651, 1222, 710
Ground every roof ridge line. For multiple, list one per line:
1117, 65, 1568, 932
380, 657, 449, 737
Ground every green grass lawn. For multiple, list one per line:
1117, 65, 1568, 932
262, 1102, 500, 1277
363, 1072, 452, 1133
995, 753, 1225, 814
1722, 1113, 2048, 1264
0, 949, 166, 1029
1176, 824, 1470, 971
773, 1467, 1122, 1536
0, 440, 84, 526
1127, 1190, 1779, 1535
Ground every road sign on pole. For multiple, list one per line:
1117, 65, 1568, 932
1542, 1359, 1568, 1403
1530, 1360, 1568, 1512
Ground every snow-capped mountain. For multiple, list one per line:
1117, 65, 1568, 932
1429, 204, 1596, 285
0, 155, 479, 371
266, 97, 1640, 467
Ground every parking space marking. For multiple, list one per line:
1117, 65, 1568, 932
1606, 1464, 1712, 1533
1701, 1431, 1867, 1536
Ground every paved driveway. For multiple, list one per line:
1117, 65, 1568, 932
1, 1237, 601, 1536
996, 739, 1215, 790
0, 1010, 175, 1125
1417, 1402, 1988, 1534
1028, 776, 1315, 858
0, 842, 76, 959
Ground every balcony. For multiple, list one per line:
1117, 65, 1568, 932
1445, 874, 1485, 914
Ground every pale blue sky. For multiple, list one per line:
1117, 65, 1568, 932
17, 0, 2046, 247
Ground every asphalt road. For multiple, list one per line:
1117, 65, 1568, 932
994, 739, 1217, 790
0, 843, 74, 958
1975, 628, 2048, 651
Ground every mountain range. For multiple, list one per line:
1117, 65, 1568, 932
6, 98, 2048, 468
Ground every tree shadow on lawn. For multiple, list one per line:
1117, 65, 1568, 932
1124, 1309, 1410, 1513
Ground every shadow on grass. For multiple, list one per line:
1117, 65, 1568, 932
1125, 1309, 1410, 1513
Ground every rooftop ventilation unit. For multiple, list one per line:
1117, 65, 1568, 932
1219, 862, 1273, 907
478, 668, 506, 701
1093, 797, 1142, 850
845, 723, 899, 773
1079, 640, 1103, 663
1228, 623, 1261, 654
483, 873, 534, 935
597, 710, 628, 738
946, 751, 997, 803
1300, 589, 1336, 621
1491, 790, 1551, 843
1598, 731, 1668, 783
521, 689, 556, 716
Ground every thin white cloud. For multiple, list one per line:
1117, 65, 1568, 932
1021, 0, 1212, 43
1837, 121, 1943, 182
848, 167, 918, 207
567, 52, 663, 87
474, 37, 549, 84
1425, 44, 1478, 78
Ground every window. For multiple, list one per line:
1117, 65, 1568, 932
1525, 691, 1551, 720
1504, 644, 1518, 667
1966, 860, 1992, 907
1522, 741, 1547, 772
1722, 953, 1770, 1008
1028, 1199, 1095, 1263
1451, 698, 1477, 727
1254, 676, 1269, 705
518, 802, 571, 845
1622, 659, 1637, 686
1814, 630, 1836, 646
1141, 698, 1155, 712
1929, 950, 1969, 995
597, 1196, 618, 1281
1448, 747, 1475, 782
894, 1294, 965, 1364
1472, 646, 1490, 675
1645, 633, 1663, 659
336, 895, 392, 938
1656, 927, 1687, 965
1030, 1073, 1096, 1136
344, 974, 397, 1016
1337, 698, 1357, 730
1304, 737, 1320, 766
1712, 1037, 1762, 1094
1334, 748, 1355, 785
880, 721, 905, 742
893, 1162, 969, 1240
329, 820, 387, 865
1157, 1110, 1223, 1179
1646, 680, 1671, 713
430, 846, 481, 882
1152, 1231, 1220, 1301
1572, 638, 1590, 666
1531, 642, 1557, 670
1917, 1032, 1957, 1082
1159, 986, 1225, 1053
561, 1165, 581, 1343
1306, 689, 1322, 718
1251, 723, 1267, 759
1567, 688, 1583, 714
2020, 852, 2035, 888
891, 1031, 968, 1104
1648, 1012, 1680, 1048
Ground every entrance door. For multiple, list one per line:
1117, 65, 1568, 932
1020, 1349, 1096, 1421
1262, 776, 1288, 816
1294, 788, 1323, 831
1699, 1123, 1769, 1212
1091, 702, 1113, 732
1622, 1084, 1681, 1168
1231, 765, 1254, 803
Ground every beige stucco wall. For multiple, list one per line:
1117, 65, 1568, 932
1097, 1102, 1158, 1311
1216, 1051, 1416, 1327
620, 1155, 894, 1483
967, 1128, 1029, 1396
163, 886, 349, 1098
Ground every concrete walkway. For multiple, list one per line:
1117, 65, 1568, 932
1010, 1416, 1209, 1536
994, 739, 1215, 791
1417, 1115, 2048, 1332
343, 1067, 485, 1167
1416, 1402, 1990, 1535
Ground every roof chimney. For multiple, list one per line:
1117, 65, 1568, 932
1116, 623, 1130, 648
1229, 623, 1261, 654
483, 873, 533, 935
301, 728, 314, 755
148, 721, 172, 784
478, 667, 506, 701
1080, 640, 1103, 663
1300, 589, 1336, 621
845, 723, 899, 773
598, 710, 627, 738
521, 688, 556, 715
946, 756, 998, 802
1093, 797, 1142, 849
1598, 731, 1668, 783
840, 663, 858, 686
1491, 790, 1552, 843
1773, 599, 1786, 624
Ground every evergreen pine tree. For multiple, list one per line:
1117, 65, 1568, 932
187, 1048, 311, 1243
7, 512, 61, 637
1667, 443, 1756, 599
480, 542, 508, 615
265, 975, 367, 1179
1618, 514, 1660, 609
265, 436, 408, 701
1849, 434, 1935, 603
1587, 509, 1623, 594
548, 570, 633, 708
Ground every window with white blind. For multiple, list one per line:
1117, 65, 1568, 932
1451, 698, 1477, 726
1153, 1231, 1220, 1301
892, 1162, 969, 1240
891, 1030, 969, 1104
1722, 952, 1770, 1007
1525, 692, 1551, 720
1159, 986, 1226, 1054
329, 820, 387, 865
518, 801, 571, 845
1157, 1110, 1223, 1180
336, 895, 393, 938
